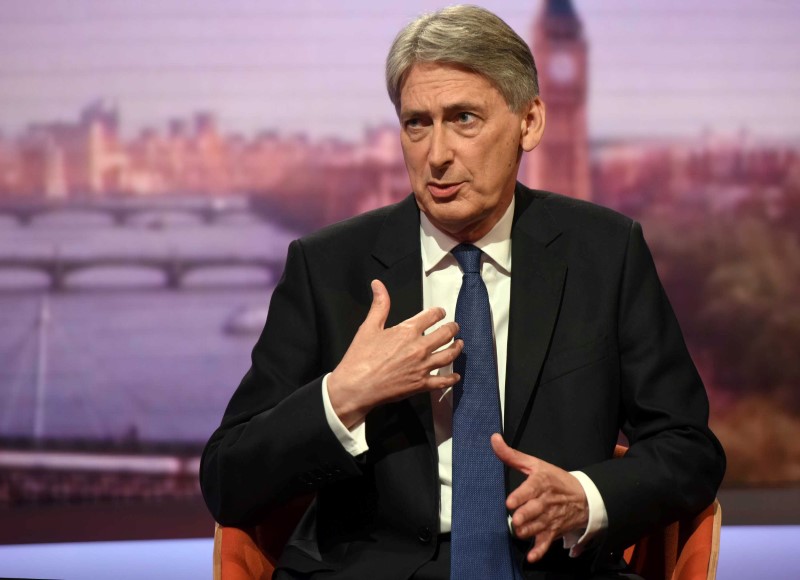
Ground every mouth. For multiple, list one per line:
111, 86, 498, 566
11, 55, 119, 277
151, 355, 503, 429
427, 181, 464, 198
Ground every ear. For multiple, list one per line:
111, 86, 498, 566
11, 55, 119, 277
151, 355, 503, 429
519, 97, 545, 152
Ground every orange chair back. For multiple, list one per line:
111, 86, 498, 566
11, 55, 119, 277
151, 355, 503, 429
615, 445, 721, 580
214, 494, 311, 580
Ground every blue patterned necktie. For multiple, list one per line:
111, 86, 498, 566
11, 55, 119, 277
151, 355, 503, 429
450, 244, 519, 580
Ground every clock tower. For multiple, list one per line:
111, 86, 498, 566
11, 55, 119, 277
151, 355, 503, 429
524, 0, 591, 201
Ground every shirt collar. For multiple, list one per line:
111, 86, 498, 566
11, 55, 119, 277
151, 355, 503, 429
420, 196, 514, 275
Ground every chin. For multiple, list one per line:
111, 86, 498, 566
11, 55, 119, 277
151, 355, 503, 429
429, 213, 482, 237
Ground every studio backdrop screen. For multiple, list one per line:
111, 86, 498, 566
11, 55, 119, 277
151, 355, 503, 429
0, 0, 798, 544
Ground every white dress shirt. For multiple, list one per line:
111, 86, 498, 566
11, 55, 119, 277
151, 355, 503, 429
321, 198, 607, 556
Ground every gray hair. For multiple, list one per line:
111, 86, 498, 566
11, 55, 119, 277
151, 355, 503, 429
385, 5, 539, 114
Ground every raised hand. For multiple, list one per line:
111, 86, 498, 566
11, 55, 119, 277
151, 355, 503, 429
327, 279, 463, 429
491, 433, 589, 563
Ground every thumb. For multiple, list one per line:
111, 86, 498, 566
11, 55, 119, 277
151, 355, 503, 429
491, 433, 533, 474
365, 279, 391, 329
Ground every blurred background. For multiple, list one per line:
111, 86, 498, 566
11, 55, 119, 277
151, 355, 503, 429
0, 0, 799, 548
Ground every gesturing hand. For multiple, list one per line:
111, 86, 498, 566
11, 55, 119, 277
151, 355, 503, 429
328, 279, 463, 429
491, 434, 590, 563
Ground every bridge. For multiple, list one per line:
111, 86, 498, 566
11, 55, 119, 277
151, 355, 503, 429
0, 254, 284, 291
0, 198, 264, 227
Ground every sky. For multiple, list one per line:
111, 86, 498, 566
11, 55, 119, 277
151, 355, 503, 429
0, 0, 798, 141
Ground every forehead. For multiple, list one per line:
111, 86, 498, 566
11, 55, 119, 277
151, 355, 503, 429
399, 62, 506, 113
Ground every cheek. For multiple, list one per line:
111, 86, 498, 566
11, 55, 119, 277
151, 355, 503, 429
470, 142, 510, 182
402, 145, 427, 177
401, 149, 425, 186
507, 135, 520, 167
479, 134, 520, 178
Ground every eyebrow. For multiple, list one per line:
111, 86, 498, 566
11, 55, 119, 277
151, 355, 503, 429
400, 101, 487, 121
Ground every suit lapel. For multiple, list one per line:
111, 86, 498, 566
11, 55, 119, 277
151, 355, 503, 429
371, 195, 423, 327
504, 187, 567, 447
370, 195, 437, 449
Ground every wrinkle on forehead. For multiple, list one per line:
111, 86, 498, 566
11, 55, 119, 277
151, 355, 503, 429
399, 62, 502, 116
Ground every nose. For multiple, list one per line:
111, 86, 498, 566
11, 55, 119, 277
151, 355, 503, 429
428, 123, 453, 171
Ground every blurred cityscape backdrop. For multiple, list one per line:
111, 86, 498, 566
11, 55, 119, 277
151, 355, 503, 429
1, 0, 799, 543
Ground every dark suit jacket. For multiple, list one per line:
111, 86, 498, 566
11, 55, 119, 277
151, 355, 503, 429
200, 184, 725, 579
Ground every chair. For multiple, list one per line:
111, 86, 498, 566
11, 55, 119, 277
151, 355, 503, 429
213, 448, 721, 580
614, 445, 722, 580
213, 494, 311, 580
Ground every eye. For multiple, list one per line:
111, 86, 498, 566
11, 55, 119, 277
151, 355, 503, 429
456, 112, 476, 124
403, 117, 430, 133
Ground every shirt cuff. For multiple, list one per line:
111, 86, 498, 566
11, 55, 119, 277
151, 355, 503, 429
321, 373, 368, 457
562, 470, 609, 558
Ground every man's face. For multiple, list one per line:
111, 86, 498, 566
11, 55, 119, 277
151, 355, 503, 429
398, 62, 544, 242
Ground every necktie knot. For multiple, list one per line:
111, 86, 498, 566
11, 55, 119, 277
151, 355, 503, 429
452, 243, 482, 274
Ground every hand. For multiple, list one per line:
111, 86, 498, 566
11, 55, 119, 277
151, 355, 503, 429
328, 279, 463, 429
491, 433, 589, 563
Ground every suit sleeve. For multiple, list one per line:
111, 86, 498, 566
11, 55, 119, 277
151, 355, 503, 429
581, 221, 726, 553
199, 239, 364, 527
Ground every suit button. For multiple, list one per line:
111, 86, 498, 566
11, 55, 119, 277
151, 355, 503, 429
417, 526, 433, 544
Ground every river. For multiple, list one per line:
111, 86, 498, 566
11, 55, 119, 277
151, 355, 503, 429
0, 201, 299, 443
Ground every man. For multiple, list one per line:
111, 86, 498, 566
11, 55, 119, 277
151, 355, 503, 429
200, 6, 725, 579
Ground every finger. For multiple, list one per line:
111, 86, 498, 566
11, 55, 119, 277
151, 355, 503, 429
506, 479, 540, 512
364, 279, 391, 329
421, 321, 459, 351
510, 497, 545, 531
527, 532, 555, 563
512, 516, 547, 540
405, 306, 446, 333
491, 433, 535, 474
426, 339, 463, 370
423, 372, 461, 391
